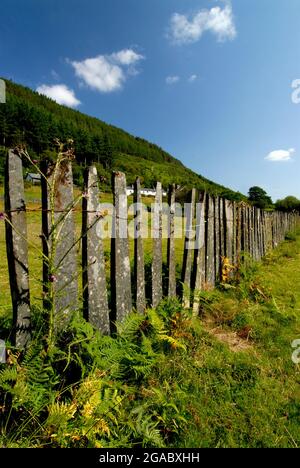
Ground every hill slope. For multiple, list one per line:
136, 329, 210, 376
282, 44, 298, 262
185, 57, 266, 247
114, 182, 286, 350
0, 79, 244, 199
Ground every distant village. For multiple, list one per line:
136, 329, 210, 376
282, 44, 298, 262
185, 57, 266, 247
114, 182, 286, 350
24, 173, 167, 197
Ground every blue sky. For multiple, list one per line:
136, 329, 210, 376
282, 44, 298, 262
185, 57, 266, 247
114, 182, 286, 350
1, 0, 300, 200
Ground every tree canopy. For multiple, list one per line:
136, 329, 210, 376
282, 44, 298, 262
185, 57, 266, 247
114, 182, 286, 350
248, 186, 273, 210
0, 78, 246, 200
275, 196, 300, 213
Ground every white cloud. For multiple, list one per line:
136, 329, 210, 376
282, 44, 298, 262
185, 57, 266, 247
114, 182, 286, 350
71, 56, 124, 93
168, 4, 236, 45
265, 148, 295, 162
166, 75, 180, 85
188, 74, 197, 82
111, 49, 144, 66
70, 49, 144, 93
36, 84, 81, 108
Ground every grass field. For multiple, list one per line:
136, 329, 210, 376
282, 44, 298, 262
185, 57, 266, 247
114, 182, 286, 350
176, 232, 300, 447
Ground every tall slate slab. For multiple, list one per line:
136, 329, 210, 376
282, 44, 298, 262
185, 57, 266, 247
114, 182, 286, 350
134, 177, 146, 314
5, 149, 31, 348
41, 159, 78, 330
193, 192, 206, 314
167, 184, 176, 297
219, 198, 225, 261
225, 199, 233, 264
236, 204, 242, 268
111, 172, 132, 323
206, 194, 215, 287
249, 206, 255, 258
152, 182, 163, 308
214, 196, 221, 282
182, 188, 196, 308
82, 166, 110, 334
232, 202, 237, 267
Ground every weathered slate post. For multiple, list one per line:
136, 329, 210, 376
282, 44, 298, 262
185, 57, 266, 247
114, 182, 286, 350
219, 197, 225, 262
258, 209, 264, 259
214, 196, 221, 282
167, 184, 176, 297
225, 199, 233, 264
206, 194, 215, 287
271, 212, 275, 248
5, 149, 31, 348
111, 172, 132, 323
236, 204, 242, 268
254, 207, 259, 261
265, 212, 271, 252
182, 188, 196, 308
232, 202, 237, 267
261, 210, 267, 257
82, 166, 110, 334
249, 206, 255, 258
272, 212, 276, 248
193, 191, 206, 315
152, 182, 163, 308
134, 177, 146, 314
258, 209, 262, 258
242, 204, 249, 256
41, 157, 78, 330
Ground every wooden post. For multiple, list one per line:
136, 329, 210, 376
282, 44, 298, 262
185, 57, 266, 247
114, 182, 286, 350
41, 158, 78, 331
225, 200, 233, 264
167, 184, 176, 298
259, 208, 263, 258
82, 166, 110, 334
5, 149, 31, 348
255, 207, 259, 259
134, 177, 146, 313
219, 198, 226, 262
261, 211, 266, 257
249, 206, 255, 258
214, 196, 221, 282
206, 194, 215, 287
193, 192, 206, 315
152, 182, 163, 308
236, 204, 242, 269
232, 202, 237, 267
245, 206, 250, 256
111, 172, 132, 323
182, 188, 196, 308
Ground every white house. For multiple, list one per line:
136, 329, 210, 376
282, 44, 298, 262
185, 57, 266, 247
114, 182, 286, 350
25, 173, 41, 185
126, 186, 167, 197
126, 187, 134, 196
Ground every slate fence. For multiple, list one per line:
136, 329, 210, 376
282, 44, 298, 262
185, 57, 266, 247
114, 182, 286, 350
3, 149, 299, 347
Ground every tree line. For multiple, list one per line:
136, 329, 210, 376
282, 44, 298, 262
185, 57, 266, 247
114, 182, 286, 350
0, 79, 246, 200
248, 186, 300, 213
0, 79, 298, 210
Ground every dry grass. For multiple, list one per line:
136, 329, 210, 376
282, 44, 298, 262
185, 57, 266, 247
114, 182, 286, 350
205, 320, 253, 353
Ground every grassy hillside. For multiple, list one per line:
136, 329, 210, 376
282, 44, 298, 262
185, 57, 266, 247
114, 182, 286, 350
1, 230, 300, 447
0, 79, 245, 200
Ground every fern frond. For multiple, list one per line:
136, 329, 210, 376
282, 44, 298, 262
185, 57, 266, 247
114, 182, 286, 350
158, 334, 187, 351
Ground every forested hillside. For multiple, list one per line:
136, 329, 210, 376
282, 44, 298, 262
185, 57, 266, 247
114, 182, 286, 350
0, 79, 244, 199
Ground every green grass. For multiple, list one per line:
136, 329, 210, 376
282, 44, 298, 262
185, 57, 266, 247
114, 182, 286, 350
174, 233, 300, 447
0, 228, 300, 448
